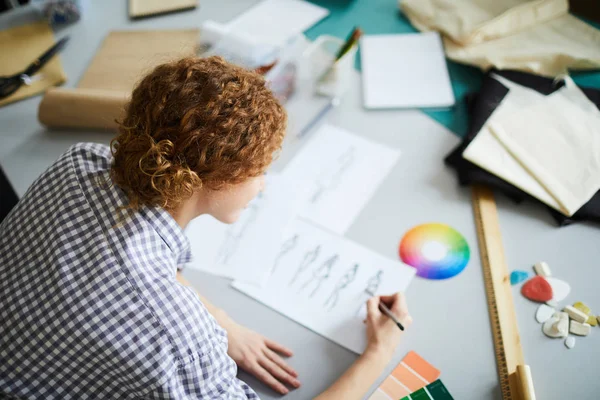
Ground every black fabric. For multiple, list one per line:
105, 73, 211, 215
0, 165, 18, 223
445, 69, 600, 226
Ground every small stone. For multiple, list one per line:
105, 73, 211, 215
564, 305, 588, 323
533, 261, 551, 277
543, 316, 568, 338
573, 301, 592, 316
521, 276, 553, 303
546, 277, 570, 302
565, 336, 576, 349
588, 316, 597, 327
569, 320, 591, 336
535, 304, 555, 323
510, 270, 529, 285
546, 300, 558, 307
542, 317, 561, 338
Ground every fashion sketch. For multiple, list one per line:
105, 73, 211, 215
299, 254, 339, 297
288, 245, 321, 286
311, 146, 355, 204
216, 199, 261, 265
271, 234, 299, 273
355, 269, 384, 315
324, 264, 359, 311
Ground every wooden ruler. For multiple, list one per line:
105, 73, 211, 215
471, 185, 536, 400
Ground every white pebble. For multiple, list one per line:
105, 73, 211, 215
564, 305, 588, 323
542, 317, 568, 338
546, 277, 570, 302
565, 336, 576, 349
570, 321, 591, 336
533, 261, 551, 277
546, 300, 558, 308
535, 304, 555, 323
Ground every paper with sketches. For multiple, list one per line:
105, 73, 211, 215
282, 124, 400, 234
227, 0, 329, 47
233, 219, 416, 354
184, 175, 302, 285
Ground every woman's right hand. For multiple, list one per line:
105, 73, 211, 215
365, 292, 412, 357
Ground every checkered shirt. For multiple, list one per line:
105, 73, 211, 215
0, 143, 258, 399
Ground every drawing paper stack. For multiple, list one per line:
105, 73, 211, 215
184, 124, 415, 352
445, 69, 600, 226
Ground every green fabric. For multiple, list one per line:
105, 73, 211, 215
304, 0, 600, 138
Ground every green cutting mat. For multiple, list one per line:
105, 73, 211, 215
305, 0, 600, 138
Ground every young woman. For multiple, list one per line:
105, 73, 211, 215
0, 56, 412, 399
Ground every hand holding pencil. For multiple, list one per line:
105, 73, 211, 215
365, 293, 412, 356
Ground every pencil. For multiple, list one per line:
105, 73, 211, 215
334, 27, 363, 61
379, 302, 405, 331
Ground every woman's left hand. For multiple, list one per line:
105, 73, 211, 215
226, 321, 300, 395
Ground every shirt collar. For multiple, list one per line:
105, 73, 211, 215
139, 206, 192, 266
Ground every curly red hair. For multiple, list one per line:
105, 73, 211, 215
110, 56, 286, 211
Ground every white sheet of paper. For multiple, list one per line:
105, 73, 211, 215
227, 0, 329, 48
282, 124, 400, 234
232, 219, 416, 354
360, 32, 455, 109
489, 78, 600, 216
462, 74, 564, 213
184, 175, 302, 286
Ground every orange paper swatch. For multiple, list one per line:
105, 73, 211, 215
369, 351, 440, 400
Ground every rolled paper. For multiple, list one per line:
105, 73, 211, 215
38, 88, 129, 131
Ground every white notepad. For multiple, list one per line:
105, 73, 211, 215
227, 0, 329, 48
360, 32, 455, 109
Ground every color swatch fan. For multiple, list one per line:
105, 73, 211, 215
399, 223, 470, 279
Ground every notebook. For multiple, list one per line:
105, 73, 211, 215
360, 32, 455, 109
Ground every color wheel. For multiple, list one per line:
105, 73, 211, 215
399, 223, 470, 280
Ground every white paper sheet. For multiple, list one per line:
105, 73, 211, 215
227, 0, 329, 48
282, 124, 400, 234
184, 175, 302, 286
360, 32, 455, 109
233, 219, 416, 354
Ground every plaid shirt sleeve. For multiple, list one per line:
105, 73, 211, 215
0, 143, 259, 400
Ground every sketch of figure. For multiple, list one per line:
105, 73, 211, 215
355, 269, 383, 315
288, 245, 321, 286
271, 234, 299, 273
216, 196, 261, 265
311, 146, 355, 204
299, 254, 339, 297
324, 264, 359, 311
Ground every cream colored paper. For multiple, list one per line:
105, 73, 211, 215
0, 21, 66, 107
490, 79, 600, 216
129, 0, 197, 18
462, 75, 563, 212
401, 0, 600, 77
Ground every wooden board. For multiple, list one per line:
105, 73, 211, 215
77, 30, 199, 92
129, 0, 198, 19
472, 185, 535, 400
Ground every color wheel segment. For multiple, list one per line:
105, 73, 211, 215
399, 223, 470, 280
